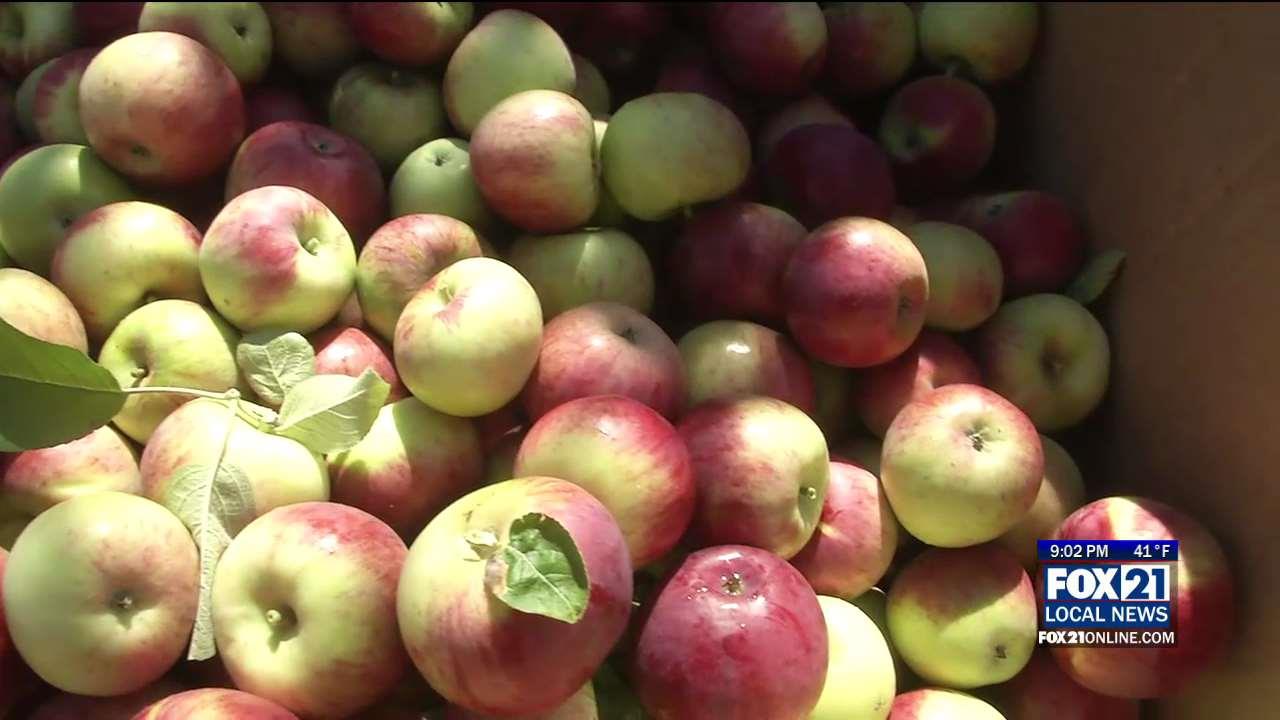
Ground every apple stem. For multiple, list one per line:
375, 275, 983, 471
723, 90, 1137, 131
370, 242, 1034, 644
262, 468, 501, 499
120, 386, 236, 401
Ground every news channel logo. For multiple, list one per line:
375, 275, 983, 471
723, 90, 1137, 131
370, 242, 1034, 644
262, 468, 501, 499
1036, 540, 1179, 648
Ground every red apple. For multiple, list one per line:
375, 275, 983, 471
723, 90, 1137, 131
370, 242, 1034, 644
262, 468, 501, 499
29, 679, 184, 720
653, 41, 748, 125
707, 2, 828, 98
678, 320, 817, 414
244, 85, 317, 132
995, 650, 1140, 720
757, 94, 854, 160
568, 2, 671, 82
632, 545, 828, 720
74, 2, 144, 45
26, 47, 96, 145
953, 190, 1087, 297
349, 2, 474, 67
822, 1, 917, 99
790, 461, 899, 599
131, 688, 301, 719
310, 325, 406, 402
880, 75, 997, 199
767, 123, 896, 226
783, 217, 928, 368
264, 3, 361, 78
889, 688, 1006, 719
853, 330, 982, 437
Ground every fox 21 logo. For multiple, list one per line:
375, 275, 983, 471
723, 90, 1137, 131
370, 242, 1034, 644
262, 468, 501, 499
1037, 540, 1179, 648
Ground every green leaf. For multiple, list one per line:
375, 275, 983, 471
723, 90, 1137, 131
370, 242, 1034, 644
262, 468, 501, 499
235, 331, 317, 408
1066, 248, 1128, 305
272, 369, 390, 455
487, 512, 590, 624
0, 317, 124, 451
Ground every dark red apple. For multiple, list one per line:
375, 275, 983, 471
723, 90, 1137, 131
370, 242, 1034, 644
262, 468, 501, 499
654, 41, 748, 125
0, 80, 14, 162
243, 85, 316, 132
707, 2, 828, 98
853, 330, 983, 437
569, 2, 671, 83
995, 650, 1140, 720
766, 123, 896, 227
880, 75, 997, 199
74, 2, 143, 45
954, 191, 1087, 297
310, 325, 407, 402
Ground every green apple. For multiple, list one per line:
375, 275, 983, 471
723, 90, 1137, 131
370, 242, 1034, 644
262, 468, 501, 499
390, 138, 497, 234
13, 56, 50, 138
678, 320, 816, 413
98, 299, 242, 443
588, 117, 628, 227
572, 52, 610, 115
442, 9, 575, 136
995, 435, 1086, 568
811, 595, 895, 720
890, 688, 1007, 719
22, 48, 94, 144
850, 587, 915, 689
919, 2, 1039, 85
2, 491, 198, 696
507, 228, 653, 319
906, 221, 1003, 331
0, 268, 88, 352
0, 2, 76, 78
330, 63, 448, 172
394, 257, 542, 417
138, 3, 273, 84
0, 144, 134, 275
602, 93, 750, 221
264, 2, 361, 77
50, 201, 204, 342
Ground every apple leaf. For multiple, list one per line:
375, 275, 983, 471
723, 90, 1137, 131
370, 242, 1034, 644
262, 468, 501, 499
487, 512, 590, 624
235, 330, 317, 408
1066, 248, 1128, 305
271, 369, 390, 455
0, 317, 124, 451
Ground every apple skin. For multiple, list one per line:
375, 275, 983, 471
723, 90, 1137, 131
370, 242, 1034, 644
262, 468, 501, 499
51, 201, 205, 342
3, 491, 198, 696
993, 650, 1139, 720
811, 595, 896, 720
880, 76, 997, 199
521, 301, 685, 421
567, 1, 671, 84
881, 384, 1043, 547
213, 502, 409, 719
839, 435, 884, 478
356, 213, 482, 343
227, 121, 388, 245
443, 681, 596, 720
138, 2, 273, 85
994, 435, 1085, 569
632, 544, 828, 720
131, 688, 301, 720
394, 257, 543, 417
0, 80, 14, 160
443, 9, 575, 137
26, 47, 95, 145
74, 2, 143, 46
1050, 496, 1235, 699
888, 544, 1037, 688
601, 92, 750, 221
390, 138, 497, 235
653, 41, 747, 126
201, 185, 358, 334
571, 53, 610, 115
0, 267, 88, 352
514, 395, 695, 568
0, 547, 40, 717
823, 2, 916, 99
0, 2, 75, 78
349, 2, 474, 68
790, 462, 900, 600
244, 85, 315, 132
679, 319, 816, 414
783, 217, 928, 368
508, 228, 654, 319
889, 688, 1007, 719
329, 63, 448, 172
757, 94, 854, 160
976, 293, 1111, 431
29, 678, 186, 720
398, 477, 633, 716
329, 397, 484, 538
79, 32, 245, 185
310, 325, 407, 402
953, 190, 1085, 297
919, 2, 1039, 85
707, 2, 828, 98
264, 3, 360, 77
767, 123, 896, 226
905, 221, 1003, 331
0, 143, 135, 276
854, 330, 982, 438
679, 396, 829, 559
670, 201, 807, 325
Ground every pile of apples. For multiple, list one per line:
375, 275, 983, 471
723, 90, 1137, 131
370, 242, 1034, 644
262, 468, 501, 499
0, 3, 1237, 720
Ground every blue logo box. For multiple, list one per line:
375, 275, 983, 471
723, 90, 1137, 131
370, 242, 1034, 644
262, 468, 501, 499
1038, 540, 1179, 634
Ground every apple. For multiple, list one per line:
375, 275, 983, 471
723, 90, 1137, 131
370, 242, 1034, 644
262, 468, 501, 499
522, 301, 684, 421
443, 681, 596, 720
74, 2, 143, 46
0, 143, 135, 275
853, 330, 982, 437
880, 76, 997, 198
3, 491, 197, 695
398, 477, 633, 716
1051, 496, 1235, 699
390, 138, 497, 234
567, 2, 670, 83
994, 435, 1085, 568
811, 595, 896, 720
25, 47, 95, 144
508, 228, 653, 319
783, 217, 928, 368
329, 63, 447, 172
766, 123, 896, 226
823, 2, 916, 99
888, 544, 1037, 688
0, 546, 40, 716
889, 689, 1007, 719
329, 397, 484, 537
263, 2, 360, 77
584, 116, 629, 227
790, 461, 900, 600
679, 319, 816, 414
653, 41, 746, 125
132, 688, 301, 720
349, 2, 474, 68
993, 650, 1139, 720
79, 32, 245, 185
98, 300, 242, 442
953, 190, 1086, 297
28, 679, 186, 720
244, 85, 315, 132
881, 384, 1043, 547
141, 394, 328, 525
443, 9, 575, 136
707, 2, 828, 98
227, 121, 387, 245
976, 293, 1111, 431
905, 221, 1003, 331
138, 2, 273, 85
810, 360, 854, 442
680, 396, 829, 558
632, 544, 828, 719
0, 2, 75, 78
487, 2, 584, 35
14, 56, 52, 138
51, 201, 205, 342
757, 94, 854, 160
201, 185, 357, 334
0, 268, 88, 352
919, 2, 1039, 85
838, 435, 883, 478
394, 256, 543, 417
0, 80, 14, 159
310, 325, 407, 402
483, 430, 523, 487
571, 52, 610, 115
356, 213, 482, 342
601, 92, 750, 221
